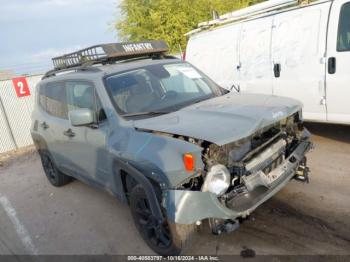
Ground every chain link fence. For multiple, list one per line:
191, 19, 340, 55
0, 74, 43, 154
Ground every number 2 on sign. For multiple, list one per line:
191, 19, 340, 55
17, 81, 26, 95
12, 77, 30, 97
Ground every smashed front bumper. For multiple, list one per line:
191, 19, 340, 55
165, 139, 312, 225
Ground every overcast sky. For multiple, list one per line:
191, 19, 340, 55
0, 0, 121, 75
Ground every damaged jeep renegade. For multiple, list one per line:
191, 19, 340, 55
31, 41, 312, 255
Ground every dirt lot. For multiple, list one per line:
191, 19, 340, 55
0, 123, 349, 256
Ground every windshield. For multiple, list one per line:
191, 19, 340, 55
104, 62, 223, 117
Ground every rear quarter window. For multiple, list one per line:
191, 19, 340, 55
38, 84, 47, 111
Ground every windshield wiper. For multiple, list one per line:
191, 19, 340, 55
183, 96, 215, 107
123, 111, 170, 118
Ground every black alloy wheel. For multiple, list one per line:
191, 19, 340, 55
39, 151, 71, 187
130, 185, 181, 255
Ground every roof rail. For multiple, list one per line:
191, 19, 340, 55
186, 0, 298, 36
42, 66, 101, 80
51, 40, 169, 71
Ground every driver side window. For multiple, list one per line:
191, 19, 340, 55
65, 81, 107, 123
337, 2, 350, 52
66, 81, 94, 111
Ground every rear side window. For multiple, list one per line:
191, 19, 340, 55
39, 82, 68, 119
337, 2, 350, 52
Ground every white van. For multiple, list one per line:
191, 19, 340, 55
186, 0, 350, 124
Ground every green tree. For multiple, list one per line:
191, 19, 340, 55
115, 0, 265, 52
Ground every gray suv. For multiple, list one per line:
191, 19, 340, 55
31, 41, 312, 255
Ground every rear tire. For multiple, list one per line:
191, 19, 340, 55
130, 184, 197, 255
39, 151, 72, 187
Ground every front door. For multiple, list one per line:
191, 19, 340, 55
326, 0, 350, 124
62, 80, 110, 186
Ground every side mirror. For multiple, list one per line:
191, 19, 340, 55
69, 109, 94, 127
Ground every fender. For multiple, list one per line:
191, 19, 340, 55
114, 158, 165, 222
31, 132, 49, 152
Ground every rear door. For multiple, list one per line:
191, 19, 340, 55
326, 0, 350, 124
271, 3, 330, 122
37, 81, 71, 168
238, 16, 274, 94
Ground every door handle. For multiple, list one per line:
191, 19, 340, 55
320, 96, 326, 106
63, 129, 75, 138
40, 122, 49, 130
328, 57, 336, 74
274, 63, 281, 78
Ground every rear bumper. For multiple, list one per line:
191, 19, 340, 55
165, 138, 312, 225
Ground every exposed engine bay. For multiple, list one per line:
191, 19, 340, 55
143, 111, 312, 235
143, 111, 311, 220
161, 111, 311, 234
176, 111, 310, 201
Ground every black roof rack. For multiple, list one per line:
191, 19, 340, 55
51, 40, 169, 71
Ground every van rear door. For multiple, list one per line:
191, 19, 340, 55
326, 0, 350, 124
271, 3, 330, 122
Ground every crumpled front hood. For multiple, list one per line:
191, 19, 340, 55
133, 93, 302, 146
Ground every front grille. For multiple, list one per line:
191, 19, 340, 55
262, 154, 284, 174
244, 139, 286, 174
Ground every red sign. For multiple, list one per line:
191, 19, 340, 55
12, 77, 31, 98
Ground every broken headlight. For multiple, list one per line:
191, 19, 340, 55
202, 164, 231, 196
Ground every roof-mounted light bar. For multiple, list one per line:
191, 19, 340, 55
52, 40, 169, 70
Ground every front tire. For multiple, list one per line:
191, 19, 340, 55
39, 151, 71, 187
130, 185, 197, 255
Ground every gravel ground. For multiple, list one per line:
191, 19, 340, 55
0, 123, 349, 256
